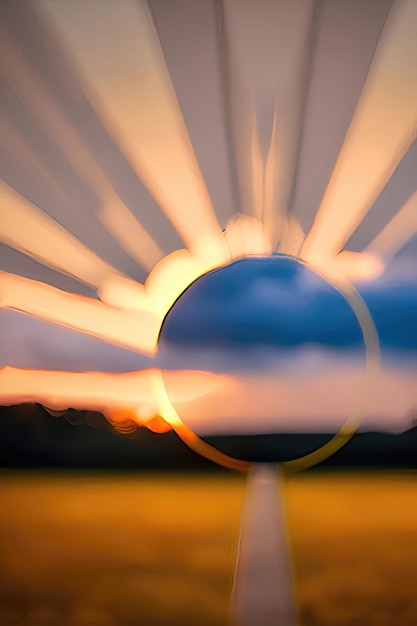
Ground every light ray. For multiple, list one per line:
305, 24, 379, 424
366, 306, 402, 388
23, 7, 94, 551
331, 251, 385, 283
365, 190, 417, 265
1, 180, 147, 312
97, 274, 148, 312
116, 217, 269, 319
143, 215, 270, 317
302, 0, 417, 264
38, 0, 227, 264
99, 201, 163, 274
329, 191, 417, 281
224, 214, 272, 260
0, 114, 68, 202
250, 113, 264, 227
250, 108, 279, 248
278, 217, 306, 257
263, 109, 279, 246
222, 221, 242, 260
0, 181, 121, 289
222, 0, 314, 245
0, 272, 159, 354
1, 32, 164, 272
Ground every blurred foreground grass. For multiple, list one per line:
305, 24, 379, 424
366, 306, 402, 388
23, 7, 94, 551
0, 471, 416, 625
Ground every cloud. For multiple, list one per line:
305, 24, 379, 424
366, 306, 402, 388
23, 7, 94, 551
2, 255, 416, 375
159, 255, 417, 357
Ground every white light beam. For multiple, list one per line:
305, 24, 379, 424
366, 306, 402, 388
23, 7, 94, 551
38, 0, 228, 265
302, 0, 417, 264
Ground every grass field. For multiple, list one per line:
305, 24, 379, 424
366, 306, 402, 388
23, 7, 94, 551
0, 471, 416, 625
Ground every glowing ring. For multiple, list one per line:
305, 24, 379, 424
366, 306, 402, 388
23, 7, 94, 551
153, 258, 381, 474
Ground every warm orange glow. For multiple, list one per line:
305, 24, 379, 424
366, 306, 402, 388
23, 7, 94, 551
301, 0, 417, 264
151, 370, 252, 472
144, 249, 209, 318
0, 271, 160, 354
54, 210, 267, 323
39, 0, 226, 262
331, 251, 385, 282
0, 367, 236, 413
0, 366, 158, 415
104, 245, 223, 319
0, 366, 236, 436
1, 346, 415, 445
278, 216, 305, 257
223, 215, 272, 259
105, 408, 171, 434
97, 274, 148, 311
1, 32, 164, 272
0, 201, 272, 350
142, 215, 269, 317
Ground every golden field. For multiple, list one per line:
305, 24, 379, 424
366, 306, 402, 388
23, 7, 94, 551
0, 471, 416, 626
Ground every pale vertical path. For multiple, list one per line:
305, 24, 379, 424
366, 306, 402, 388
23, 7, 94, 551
302, 0, 417, 264
231, 464, 296, 626
220, 0, 314, 248
38, 0, 227, 264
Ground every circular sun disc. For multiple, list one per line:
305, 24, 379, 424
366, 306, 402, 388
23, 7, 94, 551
156, 255, 380, 471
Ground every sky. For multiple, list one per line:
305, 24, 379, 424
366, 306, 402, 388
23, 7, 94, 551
159, 254, 417, 355
1, 0, 416, 458
2, 253, 416, 441
156, 254, 417, 437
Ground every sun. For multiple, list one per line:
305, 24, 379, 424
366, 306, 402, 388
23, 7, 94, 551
0, 0, 416, 468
